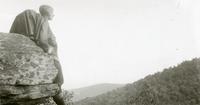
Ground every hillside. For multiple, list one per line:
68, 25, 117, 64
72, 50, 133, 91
74, 58, 200, 105
70, 83, 124, 101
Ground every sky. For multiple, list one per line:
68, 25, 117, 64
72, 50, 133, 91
1, 0, 200, 89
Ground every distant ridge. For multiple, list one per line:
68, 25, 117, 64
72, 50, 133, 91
75, 58, 200, 105
70, 83, 124, 101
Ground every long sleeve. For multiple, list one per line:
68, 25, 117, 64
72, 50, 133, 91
48, 27, 57, 48
47, 25, 59, 57
38, 20, 51, 52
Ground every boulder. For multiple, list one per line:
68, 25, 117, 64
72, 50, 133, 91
0, 32, 58, 85
0, 84, 59, 100
0, 84, 59, 104
0, 97, 57, 105
0, 33, 60, 105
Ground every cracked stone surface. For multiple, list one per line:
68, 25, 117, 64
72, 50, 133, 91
0, 33, 60, 105
0, 33, 58, 85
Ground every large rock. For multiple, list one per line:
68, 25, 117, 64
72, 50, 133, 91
0, 97, 57, 105
0, 84, 59, 104
0, 33, 60, 105
0, 84, 59, 100
0, 32, 58, 85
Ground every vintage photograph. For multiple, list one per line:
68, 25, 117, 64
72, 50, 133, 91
0, 0, 200, 105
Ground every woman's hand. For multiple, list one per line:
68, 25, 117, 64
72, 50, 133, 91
47, 46, 54, 54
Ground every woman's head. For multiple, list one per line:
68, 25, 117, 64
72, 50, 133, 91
39, 5, 54, 20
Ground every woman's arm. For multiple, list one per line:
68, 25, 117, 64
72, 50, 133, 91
39, 21, 53, 53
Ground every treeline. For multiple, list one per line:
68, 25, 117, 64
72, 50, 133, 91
74, 58, 200, 105
62, 90, 74, 105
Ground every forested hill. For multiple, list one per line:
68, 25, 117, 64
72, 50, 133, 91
70, 83, 124, 101
74, 58, 200, 105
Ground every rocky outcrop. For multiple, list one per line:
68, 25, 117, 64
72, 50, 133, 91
0, 33, 60, 105
1, 97, 57, 105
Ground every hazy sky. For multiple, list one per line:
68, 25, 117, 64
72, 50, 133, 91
1, 0, 200, 89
